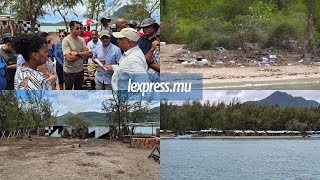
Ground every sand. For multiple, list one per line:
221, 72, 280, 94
0, 136, 159, 180
161, 44, 320, 88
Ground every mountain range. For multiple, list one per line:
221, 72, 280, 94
56, 106, 160, 126
245, 91, 320, 108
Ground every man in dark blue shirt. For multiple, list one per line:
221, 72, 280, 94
137, 18, 160, 55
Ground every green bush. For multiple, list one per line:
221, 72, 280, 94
161, 20, 182, 44
265, 23, 298, 49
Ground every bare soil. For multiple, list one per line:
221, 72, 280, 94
0, 136, 159, 180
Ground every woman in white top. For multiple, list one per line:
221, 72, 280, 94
13, 34, 52, 90
37, 31, 57, 90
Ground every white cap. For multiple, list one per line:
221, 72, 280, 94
113, 28, 140, 42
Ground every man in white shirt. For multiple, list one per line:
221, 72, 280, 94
105, 28, 149, 91
87, 30, 102, 77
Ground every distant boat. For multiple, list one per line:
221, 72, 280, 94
306, 134, 320, 138
177, 135, 192, 139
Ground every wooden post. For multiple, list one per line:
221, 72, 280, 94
17, 129, 21, 138
8, 19, 13, 35
303, 0, 313, 65
7, 131, 12, 139
1, 131, 5, 139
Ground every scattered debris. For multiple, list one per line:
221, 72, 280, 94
215, 60, 223, 64
216, 47, 227, 51
269, 54, 277, 59
195, 59, 208, 65
160, 42, 166, 46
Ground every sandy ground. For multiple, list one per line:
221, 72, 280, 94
161, 44, 320, 88
0, 136, 159, 180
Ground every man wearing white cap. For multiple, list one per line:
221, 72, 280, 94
104, 28, 149, 91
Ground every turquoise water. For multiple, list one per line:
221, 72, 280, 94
41, 25, 98, 32
161, 139, 320, 179
131, 126, 159, 135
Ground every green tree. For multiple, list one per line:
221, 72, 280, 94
51, 0, 83, 33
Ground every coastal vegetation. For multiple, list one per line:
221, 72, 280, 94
0, 91, 56, 132
161, 0, 319, 63
160, 99, 320, 132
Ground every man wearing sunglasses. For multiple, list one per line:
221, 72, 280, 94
107, 28, 149, 91
0, 33, 17, 90
93, 30, 121, 90
62, 21, 93, 90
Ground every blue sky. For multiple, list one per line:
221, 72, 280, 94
41, 0, 160, 23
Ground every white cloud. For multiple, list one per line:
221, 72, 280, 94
46, 91, 112, 116
42, 0, 160, 22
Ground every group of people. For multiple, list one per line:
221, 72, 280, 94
0, 16, 160, 90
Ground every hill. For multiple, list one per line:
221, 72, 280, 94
56, 106, 160, 126
245, 91, 320, 108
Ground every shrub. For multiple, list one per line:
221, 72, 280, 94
265, 23, 298, 49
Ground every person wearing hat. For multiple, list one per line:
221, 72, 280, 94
104, 28, 149, 90
137, 18, 160, 55
110, 24, 116, 32
93, 30, 121, 90
128, 20, 144, 37
100, 16, 112, 33
0, 33, 17, 90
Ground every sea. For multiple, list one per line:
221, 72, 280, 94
161, 138, 320, 180
130, 126, 159, 135
41, 25, 98, 32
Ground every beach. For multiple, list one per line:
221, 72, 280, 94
161, 44, 320, 89
0, 136, 159, 180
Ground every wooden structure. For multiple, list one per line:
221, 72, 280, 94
148, 145, 160, 163
131, 137, 160, 148
0, 15, 23, 37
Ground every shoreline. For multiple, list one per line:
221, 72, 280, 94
160, 135, 304, 139
161, 44, 320, 89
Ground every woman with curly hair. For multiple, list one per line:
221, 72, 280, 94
13, 34, 52, 90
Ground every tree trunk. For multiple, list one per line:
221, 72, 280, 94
57, 9, 69, 33
304, 0, 313, 65
31, 17, 37, 33
161, 0, 166, 15
277, 0, 283, 10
